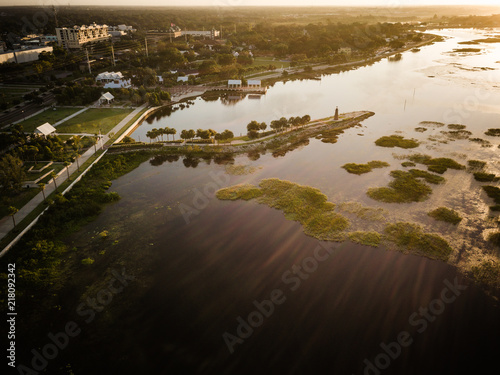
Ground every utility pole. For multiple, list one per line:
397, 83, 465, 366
85, 48, 91, 74
111, 43, 115, 67
145, 38, 149, 57
220, 25, 222, 39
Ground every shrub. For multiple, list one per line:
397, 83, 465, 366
81, 257, 95, 265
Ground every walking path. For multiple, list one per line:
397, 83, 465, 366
53, 107, 88, 126
0, 103, 148, 248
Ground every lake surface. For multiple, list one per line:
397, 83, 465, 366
18, 29, 500, 374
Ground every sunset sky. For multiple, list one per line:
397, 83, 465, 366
1, 0, 500, 6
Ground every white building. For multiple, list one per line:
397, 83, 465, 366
181, 29, 220, 39
228, 80, 242, 88
98, 92, 115, 105
247, 80, 261, 88
0, 46, 53, 64
96, 71, 131, 89
56, 23, 111, 49
35, 123, 56, 137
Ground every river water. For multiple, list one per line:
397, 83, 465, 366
21, 29, 500, 374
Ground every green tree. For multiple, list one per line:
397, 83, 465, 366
64, 161, 71, 181
50, 171, 58, 190
7, 206, 19, 227
0, 155, 26, 193
247, 120, 260, 132
38, 182, 46, 202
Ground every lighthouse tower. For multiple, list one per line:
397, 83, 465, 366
334, 106, 339, 121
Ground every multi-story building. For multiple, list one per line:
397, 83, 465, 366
56, 23, 111, 49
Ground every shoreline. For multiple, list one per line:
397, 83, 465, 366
109, 111, 375, 156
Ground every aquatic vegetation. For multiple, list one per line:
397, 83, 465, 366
428, 207, 463, 225
469, 138, 492, 147
489, 233, 500, 247
448, 124, 467, 130
473, 172, 500, 182
468, 160, 487, 170
367, 169, 441, 203
338, 202, 387, 221
453, 48, 482, 53
482, 186, 500, 205
216, 184, 263, 201
442, 130, 472, 140
225, 164, 261, 175
414, 127, 427, 132
419, 121, 445, 127
375, 135, 419, 149
383, 222, 453, 261
348, 231, 381, 247
342, 160, 390, 175
401, 161, 416, 167
315, 128, 345, 144
217, 178, 350, 241
485, 128, 500, 137
405, 154, 466, 174
470, 259, 500, 290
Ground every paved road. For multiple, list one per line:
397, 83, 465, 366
0, 93, 56, 128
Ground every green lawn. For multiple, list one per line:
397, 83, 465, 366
56, 108, 133, 134
18, 107, 82, 132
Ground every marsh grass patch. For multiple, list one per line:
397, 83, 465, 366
342, 160, 390, 175
473, 172, 500, 182
428, 207, 463, 225
348, 231, 381, 247
225, 164, 262, 175
468, 160, 487, 170
419, 121, 445, 128
448, 124, 467, 130
403, 154, 466, 174
367, 169, 444, 203
338, 202, 387, 221
375, 135, 420, 149
216, 184, 263, 200
485, 128, 500, 137
217, 178, 350, 241
384, 222, 453, 261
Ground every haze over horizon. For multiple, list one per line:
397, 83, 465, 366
1, 0, 500, 7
